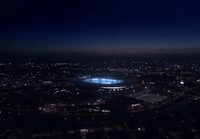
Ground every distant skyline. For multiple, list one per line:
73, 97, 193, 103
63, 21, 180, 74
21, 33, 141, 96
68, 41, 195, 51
1, 0, 200, 56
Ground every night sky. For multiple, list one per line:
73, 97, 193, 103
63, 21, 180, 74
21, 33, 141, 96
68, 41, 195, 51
1, 0, 200, 55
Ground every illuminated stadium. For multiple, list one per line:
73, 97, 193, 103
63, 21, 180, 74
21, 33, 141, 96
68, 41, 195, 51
71, 77, 136, 90
83, 78, 123, 85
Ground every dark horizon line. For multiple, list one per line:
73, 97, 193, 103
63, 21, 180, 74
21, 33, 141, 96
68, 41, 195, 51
1, 51, 200, 57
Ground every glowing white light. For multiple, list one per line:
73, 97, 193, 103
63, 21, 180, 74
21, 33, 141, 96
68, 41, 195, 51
180, 81, 184, 85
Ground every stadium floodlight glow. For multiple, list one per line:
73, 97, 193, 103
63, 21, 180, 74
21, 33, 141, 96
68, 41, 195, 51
101, 86, 126, 89
83, 78, 123, 85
